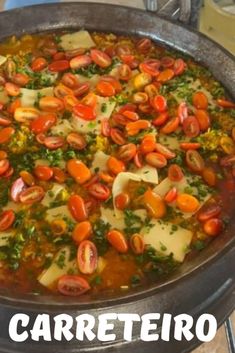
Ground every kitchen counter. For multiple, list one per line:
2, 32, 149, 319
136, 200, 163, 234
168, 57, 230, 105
0, 1, 234, 353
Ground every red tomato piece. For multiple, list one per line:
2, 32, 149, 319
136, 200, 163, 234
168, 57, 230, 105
67, 159, 91, 185
152, 112, 169, 126
58, 275, 90, 296
0, 159, 10, 175
44, 136, 64, 150
48, 60, 70, 72
139, 59, 160, 77
34, 165, 53, 181
115, 192, 130, 210
192, 91, 208, 109
160, 117, 179, 134
130, 233, 145, 254
134, 150, 144, 168
96, 81, 115, 97
31, 57, 48, 72
155, 143, 176, 159
0, 116, 11, 126
145, 152, 167, 168
68, 194, 87, 222
0, 127, 15, 144
183, 116, 200, 138
118, 64, 132, 81
118, 103, 137, 114
30, 113, 57, 134
69, 55, 92, 70
197, 202, 221, 222
152, 95, 167, 112
217, 99, 235, 109
117, 143, 137, 162
168, 164, 184, 182
110, 128, 126, 145
203, 218, 223, 237
0, 210, 15, 231
88, 182, 111, 201
73, 103, 96, 121
101, 118, 111, 137
136, 38, 152, 53
178, 102, 188, 124
66, 132, 87, 150
174, 58, 186, 76
180, 142, 201, 150
107, 230, 128, 253
19, 186, 45, 204
195, 109, 211, 132
164, 187, 178, 203
5, 82, 20, 97
90, 49, 112, 68
161, 56, 175, 68
186, 150, 205, 172
77, 240, 98, 274
36, 133, 46, 145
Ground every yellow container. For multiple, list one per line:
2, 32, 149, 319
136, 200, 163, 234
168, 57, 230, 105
199, 0, 235, 55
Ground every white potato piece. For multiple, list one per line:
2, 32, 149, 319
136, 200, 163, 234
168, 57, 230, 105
134, 165, 158, 184
60, 30, 95, 51
158, 135, 181, 150
172, 78, 215, 109
91, 151, 110, 173
20, 87, 54, 107
38, 247, 77, 288
41, 183, 67, 207
97, 257, 107, 274
153, 176, 211, 218
0, 87, 9, 104
45, 205, 73, 223
100, 207, 125, 230
34, 159, 50, 167
100, 207, 147, 231
51, 119, 73, 137
0, 55, 7, 66
112, 169, 158, 218
3, 201, 23, 213
142, 220, 193, 262
76, 74, 100, 89
0, 230, 15, 247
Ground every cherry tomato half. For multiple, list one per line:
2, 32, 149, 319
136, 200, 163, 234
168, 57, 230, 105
168, 164, 184, 182
73, 103, 96, 121
19, 186, 45, 204
48, 60, 70, 72
197, 202, 221, 222
0, 210, 15, 231
77, 240, 98, 274
30, 114, 57, 134
90, 49, 112, 68
0, 159, 10, 175
183, 116, 200, 138
57, 275, 90, 296
88, 183, 111, 201
34, 165, 54, 181
186, 150, 205, 173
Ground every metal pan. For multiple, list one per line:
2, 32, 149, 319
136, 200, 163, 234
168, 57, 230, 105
0, 3, 234, 353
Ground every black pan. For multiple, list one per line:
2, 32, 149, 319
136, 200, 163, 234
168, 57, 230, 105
0, 3, 234, 353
